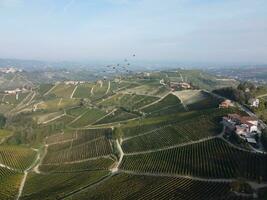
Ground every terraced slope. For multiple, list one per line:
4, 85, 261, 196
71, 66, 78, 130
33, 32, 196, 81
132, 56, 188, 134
121, 138, 267, 181
99, 93, 159, 110
43, 129, 113, 164
73, 83, 94, 99
70, 107, 107, 127
21, 170, 110, 200
66, 173, 247, 200
95, 108, 139, 125
50, 84, 76, 98
0, 167, 23, 200
122, 114, 222, 153
39, 157, 114, 173
142, 93, 185, 116
0, 146, 37, 171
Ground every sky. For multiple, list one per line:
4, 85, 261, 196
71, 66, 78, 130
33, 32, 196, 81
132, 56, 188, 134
0, 0, 267, 64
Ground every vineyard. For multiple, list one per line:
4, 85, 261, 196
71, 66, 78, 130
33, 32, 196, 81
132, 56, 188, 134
38, 84, 54, 96
43, 128, 113, 164
36, 98, 79, 111
49, 83, 76, 98
39, 157, 114, 173
142, 93, 186, 116
121, 138, 267, 181
69, 107, 107, 127
121, 107, 234, 139
20, 170, 110, 200
124, 83, 169, 97
94, 108, 139, 125
99, 93, 159, 110
122, 115, 222, 153
73, 83, 94, 99
0, 145, 37, 171
1, 92, 29, 105
1, 70, 267, 199
65, 173, 249, 200
0, 167, 23, 200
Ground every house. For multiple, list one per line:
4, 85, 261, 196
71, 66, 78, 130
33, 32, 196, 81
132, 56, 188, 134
249, 98, 260, 108
64, 81, 85, 85
219, 100, 234, 108
170, 82, 191, 91
222, 114, 259, 140
4, 88, 22, 94
246, 137, 257, 146
222, 116, 236, 132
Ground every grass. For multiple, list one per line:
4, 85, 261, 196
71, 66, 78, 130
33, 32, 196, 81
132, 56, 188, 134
187, 92, 223, 111
0, 129, 12, 142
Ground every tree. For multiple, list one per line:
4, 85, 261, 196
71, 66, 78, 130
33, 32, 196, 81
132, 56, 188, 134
0, 114, 6, 129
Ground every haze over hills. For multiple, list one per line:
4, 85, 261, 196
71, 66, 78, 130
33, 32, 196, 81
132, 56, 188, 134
1, 0, 267, 199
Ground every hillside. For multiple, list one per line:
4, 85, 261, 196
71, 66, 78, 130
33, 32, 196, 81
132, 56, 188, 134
0, 69, 266, 200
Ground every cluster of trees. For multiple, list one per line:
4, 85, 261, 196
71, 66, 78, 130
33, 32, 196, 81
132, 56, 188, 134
213, 82, 257, 105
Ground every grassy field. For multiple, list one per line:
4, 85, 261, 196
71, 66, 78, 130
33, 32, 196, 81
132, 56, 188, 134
0, 129, 12, 142
174, 90, 223, 110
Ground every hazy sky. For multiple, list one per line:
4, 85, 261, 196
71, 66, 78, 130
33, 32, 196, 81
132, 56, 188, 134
0, 0, 267, 64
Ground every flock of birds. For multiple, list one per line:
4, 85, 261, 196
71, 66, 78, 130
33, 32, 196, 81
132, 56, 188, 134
96, 54, 136, 80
